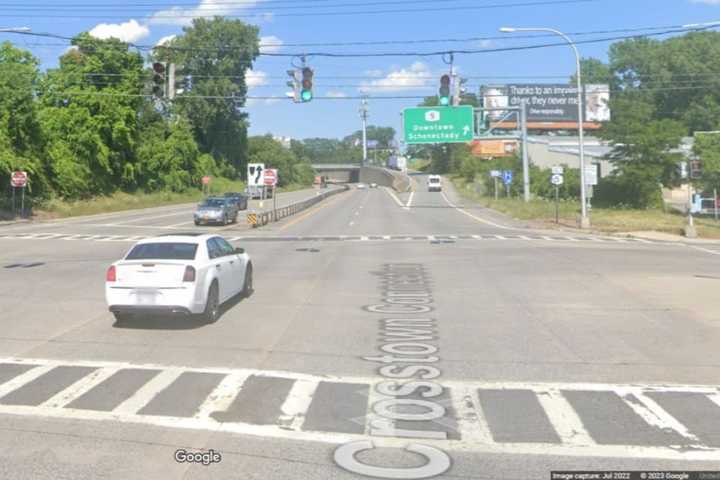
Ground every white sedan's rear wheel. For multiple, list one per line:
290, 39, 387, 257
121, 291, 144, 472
202, 282, 220, 323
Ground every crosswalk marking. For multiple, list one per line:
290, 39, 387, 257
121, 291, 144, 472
195, 371, 249, 420
41, 367, 120, 409
279, 379, 319, 430
0, 231, 702, 248
0, 356, 718, 460
113, 369, 181, 415
535, 389, 595, 446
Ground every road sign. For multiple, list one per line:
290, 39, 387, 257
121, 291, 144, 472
201, 176, 211, 186
502, 170, 513, 185
490, 170, 501, 178
264, 169, 278, 186
10, 171, 27, 188
403, 106, 474, 144
248, 163, 265, 187
551, 166, 564, 175
585, 165, 598, 186
551, 174, 564, 186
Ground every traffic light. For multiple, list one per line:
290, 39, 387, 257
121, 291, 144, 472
439, 74, 451, 106
152, 62, 167, 98
301, 67, 314, 102
286, 69, 301, 103
690, 160, 703, 179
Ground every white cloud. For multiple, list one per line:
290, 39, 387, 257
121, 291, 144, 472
259, 35, 283, 53
326, 90, 348, 98
156, 35, 176, 47
364, 69, 384, 77
476, 39, 494, 49
149, 0, 268, 26
359, 62, 433, 93
246, 69, 267, 88
89, 19, 150, 43
690, 0, 720, 3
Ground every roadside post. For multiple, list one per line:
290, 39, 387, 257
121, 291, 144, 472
201, 176, 211, 197
490, 170, 501, 200
264, 168, 278, 221
502, 170, 513, 197
715, 188, 718, 221
10, 171, 28, 218
551, 166, 564, 224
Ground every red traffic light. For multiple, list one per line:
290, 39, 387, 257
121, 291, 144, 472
440, 74, 451, 87
301, 67, 313, 90
153, 62, 166, 74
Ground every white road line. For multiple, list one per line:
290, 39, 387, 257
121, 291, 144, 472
112, 210, 192, 225
428, 235, 436, 242
382, 187, 405, 208
383, 235, 391, 240
0, 364, 55, 398
349, 221, 355, 227
564, 236, 580, 241
405, 191, 415, 210
472, 235, 482, 240
541, 236, 555, 241
689, 245, 720, 256
622, 390, 701, 443
41, 367, 120, 409
633, 238, 653, 244
707, 392, 720, 409
166, 220, 195, 228
278, 379, 319, 431
535, 390, 595, 446
195, 371, 250, 420
494, 235, 507, 240
361, 236, 369, 241
518, 235, 533, 241
440, 191, 513, 229
113, 369, 183, 415
451, 384, 494, 444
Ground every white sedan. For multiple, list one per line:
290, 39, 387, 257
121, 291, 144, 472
105, 234, 253, 323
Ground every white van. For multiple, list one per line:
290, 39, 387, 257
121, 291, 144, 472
427, 175, 442, 192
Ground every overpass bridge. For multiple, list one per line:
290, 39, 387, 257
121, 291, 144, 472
311, 164, 410, 192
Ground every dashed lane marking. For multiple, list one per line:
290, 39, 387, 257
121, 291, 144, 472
0, 357, 718, 460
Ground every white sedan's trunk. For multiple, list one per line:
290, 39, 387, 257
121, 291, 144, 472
115, 261, 189, 288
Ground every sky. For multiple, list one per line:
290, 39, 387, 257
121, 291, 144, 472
1, 0, 720, 140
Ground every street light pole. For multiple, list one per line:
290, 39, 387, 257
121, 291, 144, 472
360, 98, 369, 167
500, 26, 590, 228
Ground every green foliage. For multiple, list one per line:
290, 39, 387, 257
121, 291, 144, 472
692, 132, 720, 192
248, 135, 314, 186
158, 17, 259, 173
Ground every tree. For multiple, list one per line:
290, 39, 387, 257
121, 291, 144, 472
692, 132, 720, 193
38, 33, 146, 198
571, 57, 612, 84
158, 17, 260, 175
0, 42, 47, 196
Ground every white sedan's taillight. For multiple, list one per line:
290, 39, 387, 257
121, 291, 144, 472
106, 265, 116, 282
183, 266, 196, 282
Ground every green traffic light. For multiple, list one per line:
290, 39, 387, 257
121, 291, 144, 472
439, 96, 449, 106
301, 90, 313, 102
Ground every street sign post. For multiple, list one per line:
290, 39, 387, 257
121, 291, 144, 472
551, 166, 564, 175
403, 106, 474, 144
263, 169, 278, 186
248, 163, 265, 186
550, 173, 564, 224
201, 175, 211, 197
10, 171, 27, 218
490, 170, 501, 199
502, 170, 513, 197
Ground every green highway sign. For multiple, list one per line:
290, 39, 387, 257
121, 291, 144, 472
403, 106, 474, 144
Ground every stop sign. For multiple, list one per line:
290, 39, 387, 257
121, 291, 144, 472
264, 169, 277, 186
202, 176, 211, 185
11, 171, 27, 188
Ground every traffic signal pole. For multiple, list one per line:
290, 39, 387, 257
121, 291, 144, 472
360, 98, 369, 166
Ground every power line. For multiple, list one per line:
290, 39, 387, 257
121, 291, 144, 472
0, 0, 598, 19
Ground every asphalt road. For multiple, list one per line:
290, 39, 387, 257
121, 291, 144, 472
1, 176, 720, 479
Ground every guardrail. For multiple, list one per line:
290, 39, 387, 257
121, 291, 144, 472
247, 185, 350, 228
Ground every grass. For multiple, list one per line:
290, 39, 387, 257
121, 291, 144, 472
451, 175, 720, 239
408, 158, 431, 172
32, 179, 315, 220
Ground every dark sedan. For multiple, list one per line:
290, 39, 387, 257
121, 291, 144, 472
223, 192, 249, 210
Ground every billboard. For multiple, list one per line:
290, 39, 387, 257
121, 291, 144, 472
481, 84, 610, 123
470, 139, 518, 157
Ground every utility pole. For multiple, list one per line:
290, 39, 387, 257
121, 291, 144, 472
451, 69, 460, 106
520, 102, 530, 202
360, 98, 369, 166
